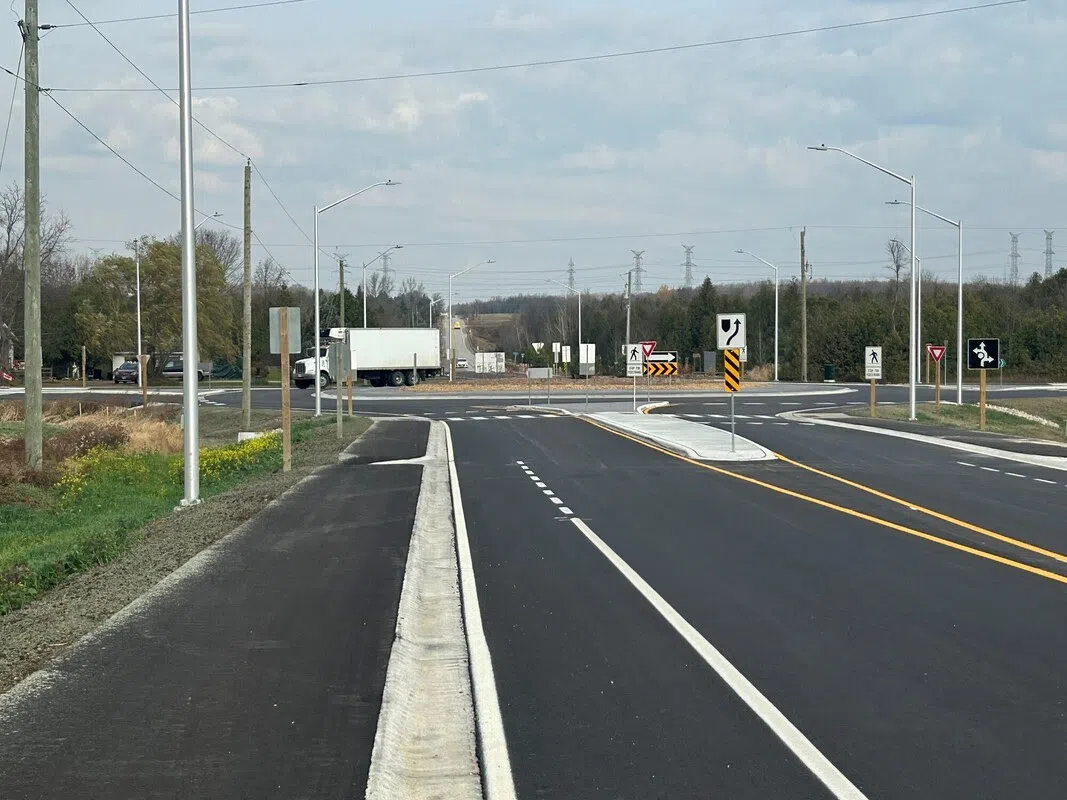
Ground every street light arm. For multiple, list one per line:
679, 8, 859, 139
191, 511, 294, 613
735, 249, 778, 273
887, 200, 959, 228
318, 180, 399, 215
449, 259, 495, 281
809, 145, 911, 186
546, 278, 580, 296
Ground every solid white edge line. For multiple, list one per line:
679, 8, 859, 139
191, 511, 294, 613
569, 517, 869, 800
444, 423, 518, 800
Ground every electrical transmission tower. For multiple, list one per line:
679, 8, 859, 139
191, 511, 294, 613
682, 245, 695, 289
1009, 232, 1021, 285
567, 258, 576, 291
381, 251, 392, 286
1045, 231, 1055, 278
630, 250, 645, 292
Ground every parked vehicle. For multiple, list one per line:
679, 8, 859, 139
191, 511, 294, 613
161, 359, 210, 381
113, 360, 140, 384
292, 328, 442, 389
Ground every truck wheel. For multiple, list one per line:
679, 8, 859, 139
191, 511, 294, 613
294, 380, 311, 390
388, 370, 406, 387
405, 370, 419, 386
318, 371, 330, 390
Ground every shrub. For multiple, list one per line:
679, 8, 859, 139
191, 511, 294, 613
48, 421, 130, 461
169, 431, 282, 486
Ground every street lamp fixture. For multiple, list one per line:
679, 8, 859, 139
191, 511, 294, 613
313, 180, 400, 415
448, 260, 494, 381
735, 249, 779, 381
194, 211, 223, 231
809, 144, 918, 420
363, 244, 404, 328
887, 200, 964, 405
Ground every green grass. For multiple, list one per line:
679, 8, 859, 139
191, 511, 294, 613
847, 402, 1067, 442
0, 415, 367, 615
990, 397, 1067, 426
0, 422, 64, 439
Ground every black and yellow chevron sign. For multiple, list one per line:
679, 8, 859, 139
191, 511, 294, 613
723, 348, 741, 392
643, 362, 678, 377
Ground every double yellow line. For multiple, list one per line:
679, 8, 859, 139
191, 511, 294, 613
583, 417, 1067, 587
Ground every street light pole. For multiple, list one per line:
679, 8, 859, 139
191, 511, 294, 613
888, 200, 963, 404
134, 243, 143, 388
448, 260, 494, 381
312, 183, 399, 415
735, 250, 779, 381
810, 145, 917, 420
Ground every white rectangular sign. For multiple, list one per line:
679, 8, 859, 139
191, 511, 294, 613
561, 345, 571, 363
716, 313, 747, 350
739, 345, 748, 364
269, 307, 301, 355
865, 346, 883, 380
626, 343, 643, 377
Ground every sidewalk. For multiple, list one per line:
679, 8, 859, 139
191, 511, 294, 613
584, 411, 774, 461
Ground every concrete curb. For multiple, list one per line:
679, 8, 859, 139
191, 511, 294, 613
781, 409, 1067, 472
582, 412, 775, 462
638, 401, 670, 415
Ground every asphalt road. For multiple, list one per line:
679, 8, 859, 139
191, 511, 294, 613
452, 415, 1067, 798
0, 421, 430, 799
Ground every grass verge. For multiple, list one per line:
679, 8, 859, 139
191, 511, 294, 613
847, 402, 1067, 442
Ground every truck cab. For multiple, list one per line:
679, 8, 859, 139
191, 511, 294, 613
292, 347, 329, 390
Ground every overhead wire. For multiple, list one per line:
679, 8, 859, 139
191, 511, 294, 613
0, 39, 22, 176
48, 0, 311, 28
44, 1, 1027, 93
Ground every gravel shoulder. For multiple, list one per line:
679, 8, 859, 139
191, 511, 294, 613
0, 416, 371, 694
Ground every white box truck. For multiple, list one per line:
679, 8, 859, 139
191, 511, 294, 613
291, 327, 442, 389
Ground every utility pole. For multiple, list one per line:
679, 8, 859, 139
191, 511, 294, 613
630, 250, 645, 293
800, 227, 808, 382
683, 245, 695, 290
21, 0, 42, 470
1009, 232, 1020, 286
338, 257, 345, 328
567, 258, 576, 292
241, 159, 252, 430
1045, 230, 1055, 279
625, 270, 633, 346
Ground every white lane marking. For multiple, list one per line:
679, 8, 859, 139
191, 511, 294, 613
570, 517, 869, 800
538, 415, 557, 419
815, 402, 837, 406
469, 416, 490, 421
755, 415, 778, 419
517, 415, 537, 419
535, 482, 546, 488
528, 475, 540, 481
684, 413, 705, 418
799, 423, 816, 427
559, 507, 573, 515
981, 467, 1000, 473
747, 422, 764, 426
707, 413, 728, 419
774, 422, 789, 426
1005, 472, 1027, 478
515, 461, 525, 465
549, 497, 563, 505
782, 402, 801, 406
1035, 478, 1057, 485
956, 461, 977, 468
744, 402, 766, 406
734, 414, 753, 419
543, 489, 555, 497
448, 417, 465, 421
444, 424, 518, 799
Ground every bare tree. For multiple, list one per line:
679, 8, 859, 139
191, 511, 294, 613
886, 238, 908, 336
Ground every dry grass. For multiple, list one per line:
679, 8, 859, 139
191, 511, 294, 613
992, 397, 1067, 426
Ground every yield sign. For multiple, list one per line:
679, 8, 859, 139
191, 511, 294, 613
927, 345, 947, 363
640, 341, 656, 359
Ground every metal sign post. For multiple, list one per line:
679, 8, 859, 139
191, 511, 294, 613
723, 348, 741, 453
279, 308, 292, 472
626, 343, 643, 411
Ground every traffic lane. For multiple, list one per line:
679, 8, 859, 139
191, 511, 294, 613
451, 419, 833, 799
502, 417, 1067, 800
0, 460, 423, 799
710, 419, 1067, 559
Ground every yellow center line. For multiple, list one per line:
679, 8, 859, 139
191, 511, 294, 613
581, 417, 1067, 587
773, 451, 1067, 565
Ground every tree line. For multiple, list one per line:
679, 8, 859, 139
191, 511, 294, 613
0, 184, 441, 378
459, 258, 1067, 382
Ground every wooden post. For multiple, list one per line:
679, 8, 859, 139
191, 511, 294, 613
870, 379, 876, 417
140, 353, 148, 407
979, 368, 987, 431
335, 343, 343, 440
81, 346, 87, 389
280, 307, 292, 472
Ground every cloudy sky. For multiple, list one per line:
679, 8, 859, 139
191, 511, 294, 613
0, 0, 1061, 301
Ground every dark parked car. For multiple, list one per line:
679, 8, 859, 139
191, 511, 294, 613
113, 360, 140, 384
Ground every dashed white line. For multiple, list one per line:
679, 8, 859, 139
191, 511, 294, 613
515, 461, 525, 466
549, 497, 563, 505
543, 489, 555, 497
981, 467, 1000, 473
448, 417, 465, 421
535, 482, 546, 488
747, 422, 764, 426
559, 507, 573, 515
956, 461, 977, 468
528, 475, 540, 481
1035, 478, 1057, 485
1005, 472, 1027, 478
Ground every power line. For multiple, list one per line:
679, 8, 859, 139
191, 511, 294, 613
45, 1, 1027, 93
48, 0, 311, 28
0, 40, 23, 177
46, 92, 243, 231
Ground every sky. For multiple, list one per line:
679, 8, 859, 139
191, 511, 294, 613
0, 0, 1063, 303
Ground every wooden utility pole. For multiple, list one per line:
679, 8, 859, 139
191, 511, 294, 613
241, 159, 252, 430
280, 307, 292, 472
22, 0, 42, 469
800, 227, 808, 383
338, 258, 345, 329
